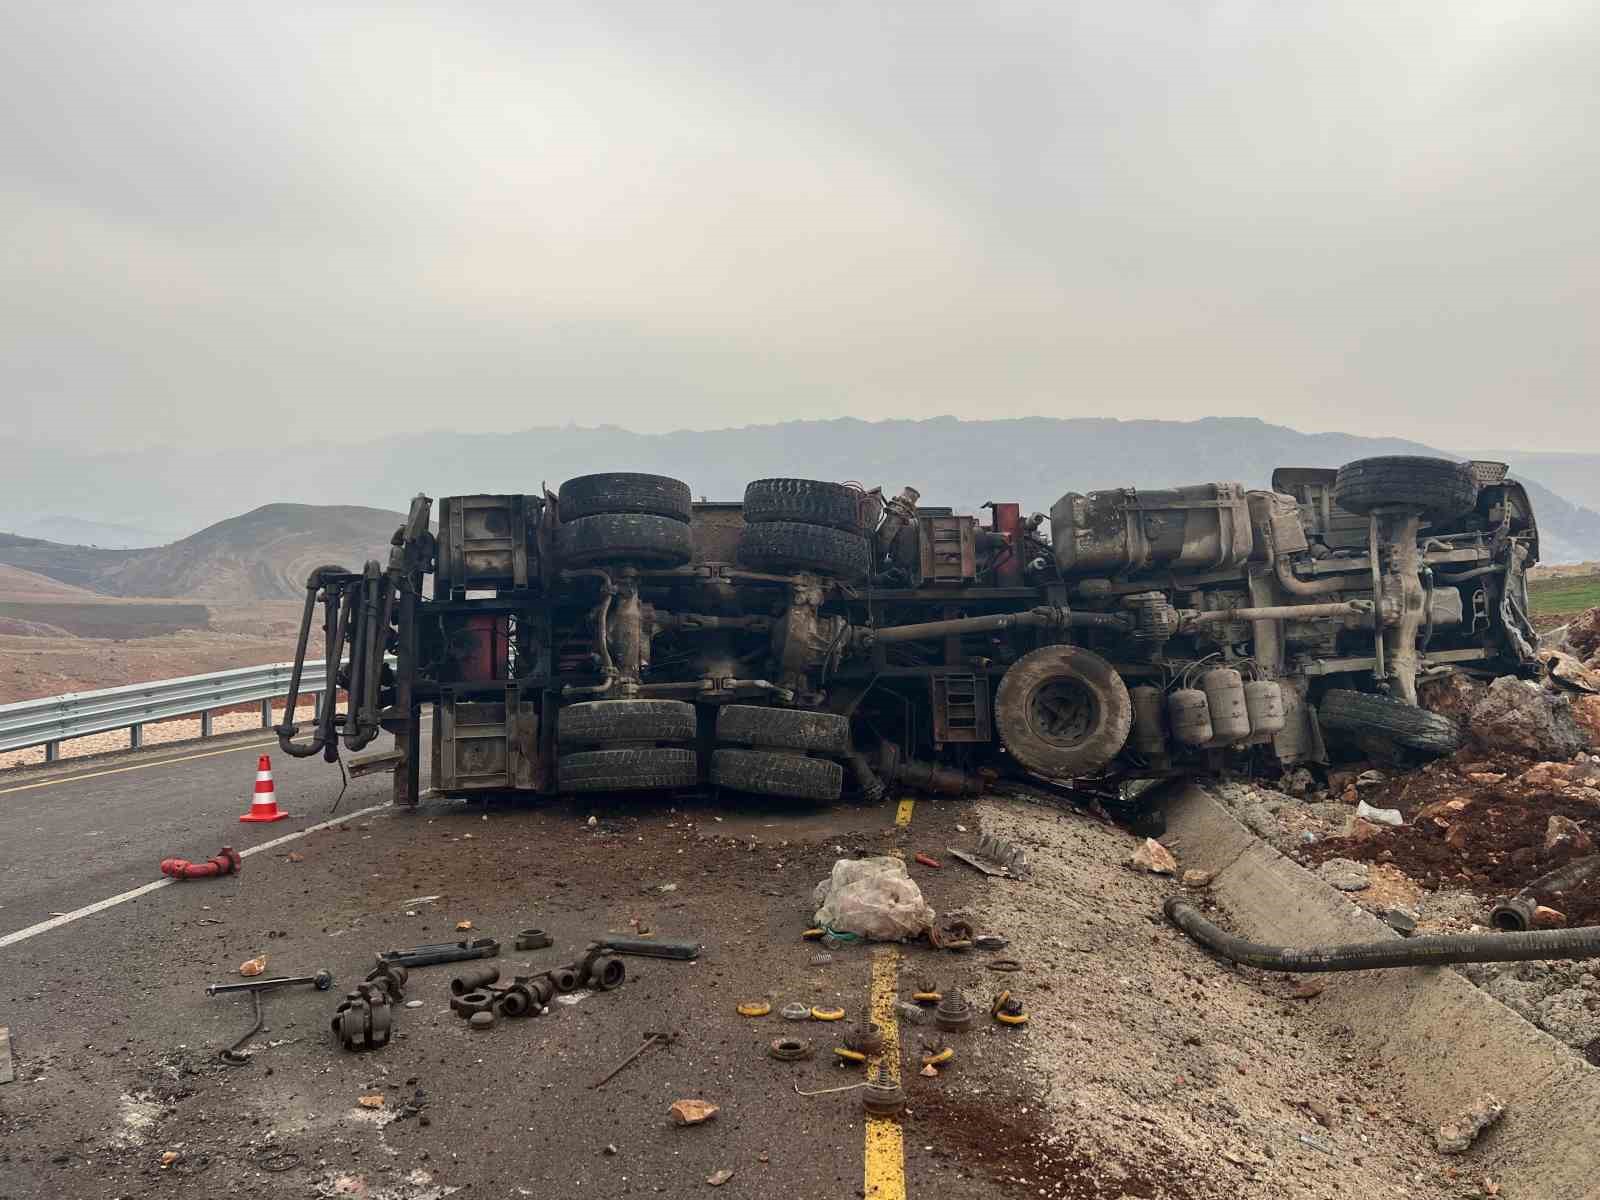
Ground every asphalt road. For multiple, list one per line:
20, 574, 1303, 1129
0, 733, 1023, 1200
0, 729, 397, 928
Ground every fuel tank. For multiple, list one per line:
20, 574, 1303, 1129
1051, 482, 1253, 576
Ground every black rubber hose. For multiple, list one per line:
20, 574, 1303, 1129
1489, 855, 1600, 932
1164, 899, 1600, 972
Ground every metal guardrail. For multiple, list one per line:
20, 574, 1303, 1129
0, 661, 336, 759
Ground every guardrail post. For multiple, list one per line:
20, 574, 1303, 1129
130, 723, 143, 749
44, 740, 59, 763
201, 710, 213, 738
259, 698, 272, 728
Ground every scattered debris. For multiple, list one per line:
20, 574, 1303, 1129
914, 853, 942, 869
972, 933, 1008, 951
706, 1168, 735, 1187
604, 1144, 618, 1156
455, 920, 474, 932
358, 1094, 385, 1109
896, 1001, 933, 1026
1384, 908, 1419, 935
0, 1026, 12, 1085
1355, 800, 1404, 827
287, 851, 305, 863
1436, 1094, 1506, 1153
670, 1099, 719, 1126
468, 1010, 495, 1030
812, 857, 934, 941
1129, 838, 1178, 875
1181, 869, 1213, 888
160, 846, 243, 880
946, 834, 1031, 879
1289, 979, 1326, 1000
768, 1037, 812, 1061
1532, 905, 1568, 929
594, 1033, 669, 1089
1317, 858, 1371, 892
239, 954, 268, 976
514, 928, 553, 951
919, 1063, 939, 1077
809, 953, 834, 966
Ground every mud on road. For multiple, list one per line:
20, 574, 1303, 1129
0, 786, 1479, 1200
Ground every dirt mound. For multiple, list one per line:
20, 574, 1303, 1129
1302, 752, 1600, 925
0, 504, 406, 603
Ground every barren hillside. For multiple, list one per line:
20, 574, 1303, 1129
0, 504, 405, 602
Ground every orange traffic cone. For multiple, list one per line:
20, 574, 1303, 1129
240, 754, 289, 823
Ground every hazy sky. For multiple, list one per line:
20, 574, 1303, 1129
3, 3, 1598, 452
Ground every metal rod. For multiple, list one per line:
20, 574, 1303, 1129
593, 1033, 663, 1089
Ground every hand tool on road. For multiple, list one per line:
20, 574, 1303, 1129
376, 937, 500, 968
591, 935, 701, 960
592, 1031, 674, 1089
210, 970, 333, 1064
206, 969, 334, 995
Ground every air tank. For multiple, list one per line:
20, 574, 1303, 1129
1130, 686, 1168, 755
1200, 668, 1250, 744
1168, 688, 1214, 746
1243, 680, 1286, 738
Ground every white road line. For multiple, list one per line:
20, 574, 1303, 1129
0, 801, 392, 950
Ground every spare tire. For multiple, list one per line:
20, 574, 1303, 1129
994, 645, 1133, 779
1333, 456, 1477, 521
1317, 689, 1460, 756
556, 512, 693, 567
737, 521, 870, 580
743, 479, 869, 534
559, 699, 697, 746
717, 705, 850, 755
711, 749, 843, 802
558, 747, 699, 793
558, 473, 692, 523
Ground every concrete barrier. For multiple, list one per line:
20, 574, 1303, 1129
1162, 782, 1600, 1200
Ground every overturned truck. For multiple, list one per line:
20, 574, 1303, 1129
279, 455, 1540, 805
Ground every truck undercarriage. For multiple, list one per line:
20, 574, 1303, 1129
278, 455, 1541, 806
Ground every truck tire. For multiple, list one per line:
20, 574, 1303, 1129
558, 473, 692, 523
1332, 456, 1477, 521
558, 747, 699, 793
994, 645, 1133, 779
717, 705, 850, 755
711, 749, 843, 801
559, 699, 697, 746
737, 521, 870, 580
743, 479, 870, 534
1317, 689, 1461, 756
556, 512, 693, 567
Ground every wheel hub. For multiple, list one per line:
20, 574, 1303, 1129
1028, 678, 1098, 748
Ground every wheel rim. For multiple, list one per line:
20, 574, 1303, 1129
1027, 678, 1099, 749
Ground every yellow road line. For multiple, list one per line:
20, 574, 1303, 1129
894, 797, 915, 827
864, 946, 906, 1200
0, 738, 281, 796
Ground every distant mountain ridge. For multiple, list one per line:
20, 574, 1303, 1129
4, 416, 1598, 568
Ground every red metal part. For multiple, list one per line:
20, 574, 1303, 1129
989, 502, 1023, 585
915, 853, 942, 869
461, 614, 509, 682
161, 846, 243, 880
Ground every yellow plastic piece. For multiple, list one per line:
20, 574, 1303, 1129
922, 1047, 954, 1066
737, 1001, 771, 1017
995, 1011, 1030, 1026
912, 991, 942, 1004
802, 928, 825, 940
811, 1006, 846, 1021
833, 1046, 868, 1063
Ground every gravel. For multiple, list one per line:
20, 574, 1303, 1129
969, 800, 1454, 1199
